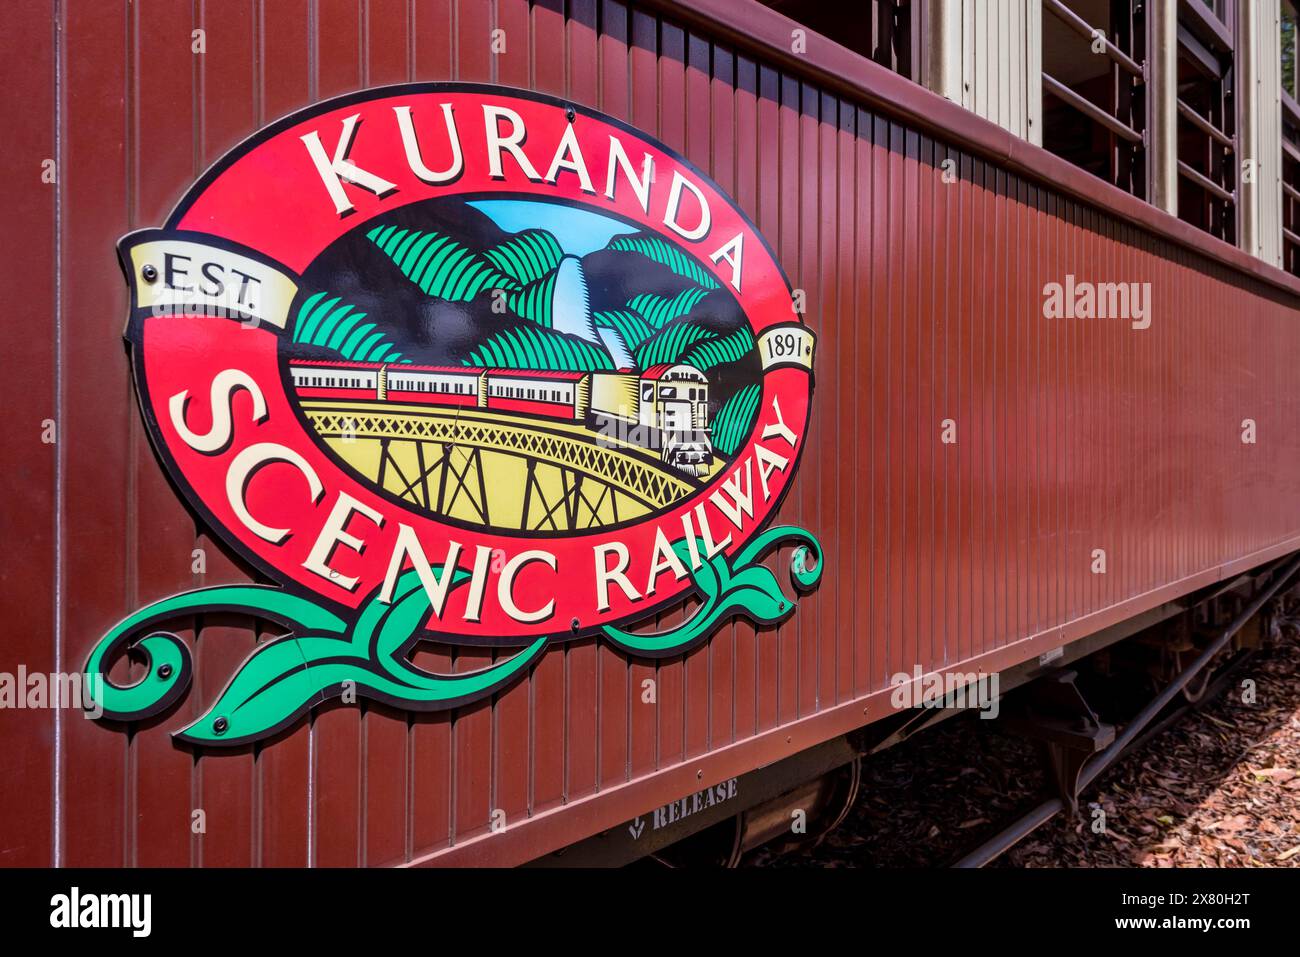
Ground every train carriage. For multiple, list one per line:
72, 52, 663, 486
6, 0, 1300, 874
384, 365, 483, 407
482, 369, 591, 420
288, 360, 384, 401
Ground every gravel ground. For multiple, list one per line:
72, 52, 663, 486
747, 634, 1300, 868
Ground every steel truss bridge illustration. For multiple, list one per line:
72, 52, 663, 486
302, 402, 696, 532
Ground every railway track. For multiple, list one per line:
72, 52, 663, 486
739, 607, 1300, 869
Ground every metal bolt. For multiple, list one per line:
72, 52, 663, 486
141, 263, 158, 283
213, 716, 229, 735
566, 106, 576, 123
158, 663, 173, 680
570, 617, 580, 633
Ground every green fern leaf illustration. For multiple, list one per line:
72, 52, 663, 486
680, 325, 756, 370
466, 323, 614, 372
607, 234, 720, 289
711, 383, 762, 455
292, 290, 409, 363
485, 229, 564, 286
633, 320, 715, 368
593, 309, 656, 350
625, 287, 710, 329
367, 224, 518, 301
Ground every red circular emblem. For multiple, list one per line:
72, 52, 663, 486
123, 84, 816, 647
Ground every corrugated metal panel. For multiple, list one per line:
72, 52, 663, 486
1243, 0, 1284, 266
960, 0, 1040, 142
0, 0, 57, 869
4, 0, 1300, 868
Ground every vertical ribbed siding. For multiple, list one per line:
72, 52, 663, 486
5, 0, 1300, 868
0, 0, 58, 867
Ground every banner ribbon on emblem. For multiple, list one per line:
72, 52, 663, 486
121, 232, 300, 331
757, 321, 816, 372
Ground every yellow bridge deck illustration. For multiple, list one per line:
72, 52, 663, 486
302, 401, 701, 531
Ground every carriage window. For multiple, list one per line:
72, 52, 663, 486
1285, 2, 1300, 276
1286, 1, 1298, 99
641, 384, 654, 401
660, 386, 677, 399
1175, 0, 1237, 243
1040, 0, 1148, 200
756, 0, 918, 81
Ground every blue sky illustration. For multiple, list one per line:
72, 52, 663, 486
468, 199, 638, 256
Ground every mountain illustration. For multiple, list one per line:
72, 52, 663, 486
288, 196, 762, 454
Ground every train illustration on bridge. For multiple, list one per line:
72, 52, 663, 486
288, 359, 714, 477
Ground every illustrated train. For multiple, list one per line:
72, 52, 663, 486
288, 359, 714, 476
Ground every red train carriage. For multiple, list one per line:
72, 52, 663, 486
384, 364, 483, 407
482, 369, 591, 420
288, 359, 384, 401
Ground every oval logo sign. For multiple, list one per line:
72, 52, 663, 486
91, 84, 822, 745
